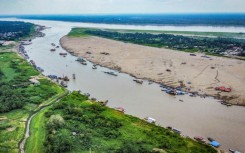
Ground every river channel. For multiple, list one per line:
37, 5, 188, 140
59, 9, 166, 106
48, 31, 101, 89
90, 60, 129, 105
2, 18, 245, 152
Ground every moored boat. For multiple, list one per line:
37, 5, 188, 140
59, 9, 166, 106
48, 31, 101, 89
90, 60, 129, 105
59, 53, 67, 56
194, 136, 206, 143
172, 128, 181, 134
133, 79, 143, 84
104, 71, 118, 76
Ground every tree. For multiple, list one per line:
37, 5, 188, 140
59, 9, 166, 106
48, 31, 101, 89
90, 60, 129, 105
47, 114, 65, 129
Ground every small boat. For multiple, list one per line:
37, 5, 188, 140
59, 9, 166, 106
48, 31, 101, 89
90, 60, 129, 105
166, 89, 177, 95
221, 102, 232, 107
133, 79, 143, 84
63, 76, 70, 81
81, 62, 87, 65
210, 141, 220, 148
114, 107, 125, 113
36, 67, 44, 72
167, 126, 172, 130
59, 53, 67, 56
144, 117, 156, 123
56, 46, 60, 48
84, 93, 90, 97
194, 136, 206, 143
51, 43, 55, 46
229, 149, 241, 153
92, 66, 97, 69
104, 71, 118, 76
50, 49, 56, 51
172, 128, 181, 134
76, 57, 86, 62
72, 74, 75, 79
60, 81, 67, 87
48, 75, 58, 79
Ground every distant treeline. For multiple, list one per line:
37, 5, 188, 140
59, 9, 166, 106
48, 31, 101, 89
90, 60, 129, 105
0, 21, 34, 40
85, 29, 245, 56
5, 14, 245, 26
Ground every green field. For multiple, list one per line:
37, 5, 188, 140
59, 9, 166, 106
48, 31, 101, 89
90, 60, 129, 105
0, 49, 65, 153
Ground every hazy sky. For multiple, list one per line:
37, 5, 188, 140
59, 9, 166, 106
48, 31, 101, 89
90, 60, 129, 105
0, 0, 244, 15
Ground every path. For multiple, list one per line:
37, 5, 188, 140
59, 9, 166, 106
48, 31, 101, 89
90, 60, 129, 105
19, 90, 69, 153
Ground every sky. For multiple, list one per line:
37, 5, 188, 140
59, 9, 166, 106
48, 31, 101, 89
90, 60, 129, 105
0, 0, 244, 15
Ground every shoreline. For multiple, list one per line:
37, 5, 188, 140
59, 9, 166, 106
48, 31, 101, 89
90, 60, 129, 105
60, 35, 245, 106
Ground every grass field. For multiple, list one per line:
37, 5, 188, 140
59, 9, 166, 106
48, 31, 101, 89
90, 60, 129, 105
25, 107, 49, 153
0, 49, 65, 153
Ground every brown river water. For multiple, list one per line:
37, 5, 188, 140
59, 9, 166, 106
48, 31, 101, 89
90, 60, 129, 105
1, 18, 245, 152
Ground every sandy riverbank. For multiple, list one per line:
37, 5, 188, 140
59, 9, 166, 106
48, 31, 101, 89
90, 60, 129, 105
60, 36, 245, 105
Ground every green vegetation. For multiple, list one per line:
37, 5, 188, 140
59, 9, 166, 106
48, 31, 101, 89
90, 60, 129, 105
0, 21, 34, 41
37, 92, 216, 153
108, 29, 245, 39
67, 28, 91, 37
0, 50, 65, 152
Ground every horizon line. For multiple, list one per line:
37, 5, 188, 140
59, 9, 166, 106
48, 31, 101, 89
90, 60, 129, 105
1, 12, 245, 16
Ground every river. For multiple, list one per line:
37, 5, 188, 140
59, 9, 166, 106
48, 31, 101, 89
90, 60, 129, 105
1, 18, 245, 152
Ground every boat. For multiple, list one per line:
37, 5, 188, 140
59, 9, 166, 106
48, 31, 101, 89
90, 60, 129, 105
76, 57, 86, 62
56, 46, 60, 48
133, 79, 143, 84
72, 74, 75, 79
104, 71, 118, 76
221, 102, 232, 107
114, 107, 125, 113
167, 126, 172, 130
172, 128, 181, 134
210, 140, 220, 148
51, 43, 55, 46
63, 76, 70, 81
92, 66, 97, 69
59, 53, 67, 56
194, 136, 206, 143
84, 93, 90, 97
50, 49, 56, 51
36, 67, 44, 72
60, 81, 67, 87
144, 117, 156, 123
229, 149, 241, 153
166, 89, 177, 95
47, 75, 58, 79
81, 62, 87, 65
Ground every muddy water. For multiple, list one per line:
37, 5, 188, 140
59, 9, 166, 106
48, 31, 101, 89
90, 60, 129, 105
2, 19, 245, 152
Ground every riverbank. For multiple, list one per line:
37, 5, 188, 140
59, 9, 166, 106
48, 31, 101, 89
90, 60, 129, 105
36, 91, 216, 153
60, 35, 245, 106
0, 51, 65, 152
